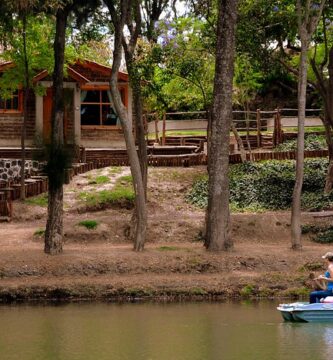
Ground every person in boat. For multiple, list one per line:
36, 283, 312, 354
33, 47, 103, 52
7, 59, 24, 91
310, 252, 333, 303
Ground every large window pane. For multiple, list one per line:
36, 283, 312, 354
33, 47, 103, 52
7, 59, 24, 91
102, 105, 118, 125
0, 90, 19, 110
101, 90, 111, 103
81, 104, 100, 125
84, 90, 100, 103
12, 96, 18, 109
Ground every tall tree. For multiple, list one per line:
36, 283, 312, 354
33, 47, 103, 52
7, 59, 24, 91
205, 0, 238, 251
105, 0, 147, 251
44, 0, 100, 254
19, 3, 30, 201
309, 2, 333, 192
290, 0, 325, 250
44, 4, 70, 254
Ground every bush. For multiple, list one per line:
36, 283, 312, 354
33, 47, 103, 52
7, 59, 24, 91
311, 228, 333, 244
274, 134, 327, 152
187, 158, 331, 211
78, 220, 99, 230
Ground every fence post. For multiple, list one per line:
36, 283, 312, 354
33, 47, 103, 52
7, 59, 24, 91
276, 108, 283, 145
154, 113, 159, 144
162, 112, 166, 145
273, 108, 282, 147
256, 109, 261, 148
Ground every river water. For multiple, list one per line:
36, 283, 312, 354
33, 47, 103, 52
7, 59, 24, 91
0, 301, 332, 360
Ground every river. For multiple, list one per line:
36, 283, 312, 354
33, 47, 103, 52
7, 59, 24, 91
0, 301, 332, 360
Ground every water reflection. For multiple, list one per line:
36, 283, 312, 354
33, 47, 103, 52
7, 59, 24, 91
0, 302, 332, 360
278, 322, 333, 360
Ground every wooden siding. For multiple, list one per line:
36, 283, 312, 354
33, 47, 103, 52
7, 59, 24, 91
0, 91, 35, 143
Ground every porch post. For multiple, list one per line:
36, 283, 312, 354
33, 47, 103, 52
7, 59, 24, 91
74, 86, 81, 146
35, 93, 43, 142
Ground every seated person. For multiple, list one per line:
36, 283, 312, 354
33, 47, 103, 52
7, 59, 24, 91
309, 252, 333, 303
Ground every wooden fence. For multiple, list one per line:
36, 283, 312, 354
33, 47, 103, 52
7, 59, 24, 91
146, 108, 323, 149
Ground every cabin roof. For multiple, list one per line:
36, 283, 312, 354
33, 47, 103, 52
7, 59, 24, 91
0, 59, 129, 84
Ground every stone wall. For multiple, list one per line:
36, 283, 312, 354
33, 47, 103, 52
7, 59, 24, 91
0, 159, 40, 182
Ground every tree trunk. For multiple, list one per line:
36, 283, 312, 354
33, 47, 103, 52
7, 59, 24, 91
20, 13, 29, 201
205, 0, 238, 251
131, 71, 148, 197
291, 0, 325, 250
324, 47, 333, 192
44, 8, 68, 255
108, 2, 147, 251
291, 37, 308, 251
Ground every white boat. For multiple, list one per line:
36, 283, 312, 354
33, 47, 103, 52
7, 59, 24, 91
277, 297, 333, 322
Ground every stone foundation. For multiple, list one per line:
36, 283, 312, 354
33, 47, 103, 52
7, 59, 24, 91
0, 159, 40, 182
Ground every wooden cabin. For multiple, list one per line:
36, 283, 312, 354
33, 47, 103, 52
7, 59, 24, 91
0, 60, 131, 149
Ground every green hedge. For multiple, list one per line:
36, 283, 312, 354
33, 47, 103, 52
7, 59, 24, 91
187, 159, 333, 211
274, 134, 327, 152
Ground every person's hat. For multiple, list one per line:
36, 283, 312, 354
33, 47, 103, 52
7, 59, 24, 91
322, 252, 333, 259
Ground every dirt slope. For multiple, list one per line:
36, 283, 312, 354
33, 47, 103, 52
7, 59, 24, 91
0, 166, 332, 302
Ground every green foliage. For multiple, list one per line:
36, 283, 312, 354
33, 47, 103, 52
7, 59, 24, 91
25, 193, 48, 207
274, 135, 327, 152
240, 284, 256, 297
187, 159, 332, 211
301, 224, 323, 234
78, 220, 99, 230
312, 229, 333, 244
0, 15, 55, 95
34, 228, 45, 237
233, 53, 263, 108
142, 17, 215, 112
301, 192, 331, 212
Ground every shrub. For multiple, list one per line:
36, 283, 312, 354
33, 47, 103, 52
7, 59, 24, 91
274, 134, 327, 152
78, 220, 99, 230
34, 228, 45, 237
187, 158, 331, 211
311, 228, 333, 244
301, 192, 332, 212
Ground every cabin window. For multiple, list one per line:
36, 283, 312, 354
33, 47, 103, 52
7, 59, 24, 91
0, 90, 21, 112
80, 89, 124, 126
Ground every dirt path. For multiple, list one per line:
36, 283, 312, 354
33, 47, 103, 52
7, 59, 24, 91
0, 166, 332, 301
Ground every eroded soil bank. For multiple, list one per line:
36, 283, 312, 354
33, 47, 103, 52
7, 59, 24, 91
0, 166, 332, 302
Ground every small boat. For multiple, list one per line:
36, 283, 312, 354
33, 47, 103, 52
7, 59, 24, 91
277, 297, 333, 322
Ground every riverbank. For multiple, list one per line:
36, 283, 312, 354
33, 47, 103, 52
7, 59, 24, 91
0, 166, 332, 302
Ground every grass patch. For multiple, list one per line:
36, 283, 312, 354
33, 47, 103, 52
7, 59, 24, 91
25, 193, 48, 207
34, 228, 45, 237
108, 167, 122, 175
78, 220, 99, 230
88, 175, 110, 185
78, 175, 134, 208
157, 246, 180, 251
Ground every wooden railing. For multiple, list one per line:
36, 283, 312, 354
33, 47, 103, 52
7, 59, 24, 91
145, 108, 323, 148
